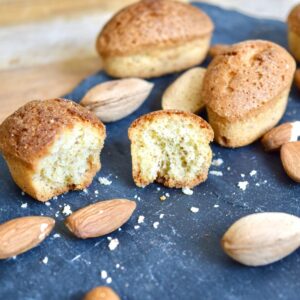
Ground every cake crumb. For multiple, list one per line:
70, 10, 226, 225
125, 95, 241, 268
42, 256, 48, 264
153, 222, 159, 229
227, 166, 231, 171
190, 207, 199, 213
94, 190, 99, 195
45, 202, 51, 206
250, 170, 257, 176
241, 173, 245, 178
83, 188, 88, 194
209, 171, 223, 176
157, 187, 161, 191
214, 204, 219, 208
53, 233, 61, 239
182, 188, 193, 195
108, 238, 119, 251
53, 196, 58, 200
62, 204, 72, 216
159, 214, 164, 219
134, 225, 140, 230
238, 181, 249, 191
101, 270, 108, 279
116, 264, 120, 269
138, 215, 145, 224
106, 277, 112, 284
211, 158, 224, 166
98, 177, 112, 185
160, 195, 167, 201
21, 203, 28, 209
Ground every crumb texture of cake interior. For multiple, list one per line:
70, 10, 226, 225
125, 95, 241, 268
203, 39, 296, 148
0, 99, 106, 202
128, 110, 214, 188
96, 0, 214, 78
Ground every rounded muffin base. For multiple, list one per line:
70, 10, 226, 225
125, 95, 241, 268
207, 87, 291, 148
101, 36, 211, 78
288, 30, 300, 62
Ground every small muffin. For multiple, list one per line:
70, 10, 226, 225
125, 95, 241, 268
96, 0, 214, 78
0, 99, 106, 202
202, 40, 296, 148
288, 4, 300, 62
128, 110, 214, 188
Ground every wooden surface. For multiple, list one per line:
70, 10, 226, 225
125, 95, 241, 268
0, 0, 297, 123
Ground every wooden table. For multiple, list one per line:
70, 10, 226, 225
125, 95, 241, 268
0, 0, 298, 123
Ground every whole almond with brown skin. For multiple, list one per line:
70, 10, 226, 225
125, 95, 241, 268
0, 216, 55, 259
80, 78, 154, 123
261, 122, 295, 151
221, 212, 300, 266
65, 199, 136, 239
84, 286, 120, 300
295, 69, 300, 90
281, 141, 300, 182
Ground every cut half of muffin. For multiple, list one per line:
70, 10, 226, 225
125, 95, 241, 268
0, 99, 106, 202
128, 110, 214, 188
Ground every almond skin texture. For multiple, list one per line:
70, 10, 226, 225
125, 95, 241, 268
0, 216, 55, 259
80, 78, 154, 123
84, 286, 120, 300
281, 141, 300, 182
222, 212, 300, 266
295, 69, 300, 90
65, 199, 136, 239
261, 122, 293, 151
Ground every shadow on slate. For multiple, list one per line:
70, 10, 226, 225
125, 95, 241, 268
1, 2, 300, 300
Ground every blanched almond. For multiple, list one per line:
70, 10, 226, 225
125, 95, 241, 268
222, 212, 300, 266
0, 216, 55, 259
281, 141, 300, 182
65, 199, 136, 239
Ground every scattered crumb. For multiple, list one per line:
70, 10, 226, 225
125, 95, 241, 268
53, 233, 61, 239
209, 171, 223, 176
42, 256, 48, 264
21, 191, 25, 196
160, 195, 167, 201
94, 190, 99, 195
118, 228, 122, 231
101, 270, 108, 279
45, 202, 51, 206
98, 177, 112, 185
106, 277, 112, 284
263, 180, 268, 184
211, 158, 224, 166
83, 189, 88, 194
21, 203, 28, 209
214, 204, 219, 208
55, 211, 59, 218
190, 207, 199, 213
138, 216, 145, 224
157, 187, 161, 191
134, 225, 140, 230
107, 236, 112, 241
62, 204, 72, 216
165, 193, 170, 198
227, 166, 231, 171
250, 170, 257, 177
108, 238, 119, 251
255, 183, 260, 187
137, 196, 141, 201
238, 181, 249, 191
134, 195, 138, 199
241, 173, 245, 178
153, 222, 159, 229
71, 255, 81, 262
53, 196, 58, 200
159, 214, 164, 219
116, 264, 120, 269
182, 188, 193, 195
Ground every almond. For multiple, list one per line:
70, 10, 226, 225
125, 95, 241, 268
0, 216, 55, 259
281, 141, 300, 182
84, 286, 120, 300
295, 69, 300, 90
208, 44, 231, 57
261, 122, 300, 151
80, 78, 154, 122
162, 67, 206, 113
65, 199, 136, 239
221, 212, 300, 266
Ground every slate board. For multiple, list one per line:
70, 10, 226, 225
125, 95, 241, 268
1, 3, 300, 300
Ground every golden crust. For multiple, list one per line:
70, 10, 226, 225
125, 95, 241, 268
0, 98, 105, 164
97, 0, 214, 56
203, 40, 296, 121
288, 4, 300, 35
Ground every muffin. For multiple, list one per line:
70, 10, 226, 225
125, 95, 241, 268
0, 99, 106, 202
202, 40, 296, 148
96, 0, 214, 78
128, 110, 214, 188
288, 4, 300, 62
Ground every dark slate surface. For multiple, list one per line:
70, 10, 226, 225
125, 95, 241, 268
1, 3, 300, 300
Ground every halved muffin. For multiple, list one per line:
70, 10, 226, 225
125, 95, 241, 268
202, 40, 296, 148
128, 110, 214, 188
96, 0, 214, 78
0, 99, 106, 201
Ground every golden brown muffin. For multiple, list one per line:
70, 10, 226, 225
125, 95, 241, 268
202, 40, 296, 148
288, 4, 300, 62
96, 0, 214, 78
0, 99, 106, 202
128, 110, 214, 188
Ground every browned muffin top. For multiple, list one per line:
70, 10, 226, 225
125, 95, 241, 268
288, 4, 300, 34
0, 98, 105, 163
203, 40, 296, 120
128, 109, 214, 142
97, 0, 214, 56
